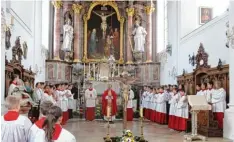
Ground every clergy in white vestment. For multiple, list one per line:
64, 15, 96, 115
28, 101, 54, 142
1, 95, 32, 142
211, 81, 226, 129
67, 84, 75, 119
155, 87, 167, 124
85, 83, 97, 121
41, 85, 56, 105
42, 106, 76, 142
168, 87, 179, 130
175, 85, 188, 131
127, 88, 135, 121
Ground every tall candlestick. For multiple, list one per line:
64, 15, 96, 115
89, 63, 91, 76
140, 108, 143, 118
118, 64, 120, 76
84, 63, 85, 78
107, 106, 111, 118
93, 64, 96, 79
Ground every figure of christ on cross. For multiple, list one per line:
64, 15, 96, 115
102, 84, 118, 123
92, 11, 116, 39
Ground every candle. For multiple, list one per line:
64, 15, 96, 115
107, 106, 111, 118
84, 63, 85, 78
89, 63, 91, 76
140, 108, 143, 118
118, 64, 120, 76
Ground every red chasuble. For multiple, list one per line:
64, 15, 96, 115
102, 89, 118, 116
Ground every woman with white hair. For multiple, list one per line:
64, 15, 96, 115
1, 95, 32, 142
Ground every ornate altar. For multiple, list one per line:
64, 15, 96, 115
177, 43, 229, 137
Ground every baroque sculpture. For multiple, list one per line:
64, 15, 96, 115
12, 36, 23, 64
132, 21, 147, 52
5, 26, 11, 50
23, 41, 28, 59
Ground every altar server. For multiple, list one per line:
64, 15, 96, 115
127, 87, 135, 121
54, 83, 69, 125
196, 84, 202, 96
28, 101, 54, 142
1, 95, 32, 142
150, 88, 157, 122
206, 81, 214, 103
85, 82, 97, 121
42, 106, 76, 142
67, 84, 75, 119
175, 84, 188, 131
211, 81, 226, 129
41, 85, 56, 105
155, 87, 167, 124
7, 74, 19, 97
146, 87, 153, 120
168, 87, 179, 130
141, 86, 148, 117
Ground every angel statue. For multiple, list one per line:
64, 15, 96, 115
92, 11, 116, 39
226, 23, 234, 49
62, 18, 74, 61
132, 21, 147, 52
23, 41, 28, 59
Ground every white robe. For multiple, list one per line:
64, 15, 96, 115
127, 90, 134, 108
206, 89, 214, 103
196, 90, 203, 96
149, 93, 155, 110
211, 88, 226, 112
141, 91, 148, 108
28, 123, 45, 142
85, 89, 97, 108
66, 90, 75, 109
145, 92, 152, 109
169, 93, 179, 116
8, 83, 17, 96
152, 94, 158, 111
156, 93, 167, 113
54, 90, 68, 112
175, 94, 188, 119
41, 93, 56, 105
1, 115, 32, 142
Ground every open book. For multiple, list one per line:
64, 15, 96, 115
187, 95, 212, 111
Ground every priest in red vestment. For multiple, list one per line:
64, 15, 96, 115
102, 84, 118, 122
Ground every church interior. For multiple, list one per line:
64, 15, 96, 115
1, 0, 234, 142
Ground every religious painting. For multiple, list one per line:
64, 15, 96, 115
199, 7, 213, 24
83, 1, 124, 63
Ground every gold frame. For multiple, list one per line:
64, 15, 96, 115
82, 1, 124, 64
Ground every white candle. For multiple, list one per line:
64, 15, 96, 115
84, 63, 85, 78
89, 63, 91, 76
140, 108, 143, 118
107, 106, 111, 118
118, 64, 120, 76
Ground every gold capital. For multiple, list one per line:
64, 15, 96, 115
72, 4, 83, 14
126, 8, 134, 17
52, 1, 63, 9
144, 6, 155, 15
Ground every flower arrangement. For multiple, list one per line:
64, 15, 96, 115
122, 130, 135, 142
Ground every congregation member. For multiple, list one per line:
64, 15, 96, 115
127, 86, 135, 121
1, 95, 32, 142
28, 101, 54, 142
155, 87, 167, 124
168, 87, 179, 130
85, 82, 97, 121
42, 106, 76, 142
175, 84, 188, 131
67, 84, 75, 119
41, 85, 56, 105
211, 81, 226, 129
206, 81, 214, 103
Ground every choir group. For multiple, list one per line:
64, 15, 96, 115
141, 81, 226, 131
1, 74, 77, 142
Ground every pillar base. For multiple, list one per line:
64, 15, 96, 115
223, 105, 234, 140
126, 61, 133, 64
145, 60, 152, 63
73, 59, 81, 63
53, 56, 61, 60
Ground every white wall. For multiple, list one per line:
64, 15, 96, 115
180, 0, 229, 37
178, 12, 229, 75
3, 1, 45, 83
160, 1, 229, 85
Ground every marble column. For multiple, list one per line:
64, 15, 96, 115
72, 4, 82, 63
52, 1, 62, 60
126, 7, 134, 64
224, 2, 234, 140
144, 5, 155, 63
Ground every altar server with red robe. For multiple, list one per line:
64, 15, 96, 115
28, 101, 54, 142
168, 87, 179, 130
175, 84, 188, 131
1, 95, 32, 142
85, 83, 97, 121
150, 88, 157, 122
41, 85, 56, 105
196, 84, 202, 96
141, 86, 148, 118
67, 84, 75, 119
127, 87, 135, 121
211, 81, 226, 129
102, 84, 118, 122
42, 106, 76, 142
155, 87, 167, 124
145, 86, 152, 120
